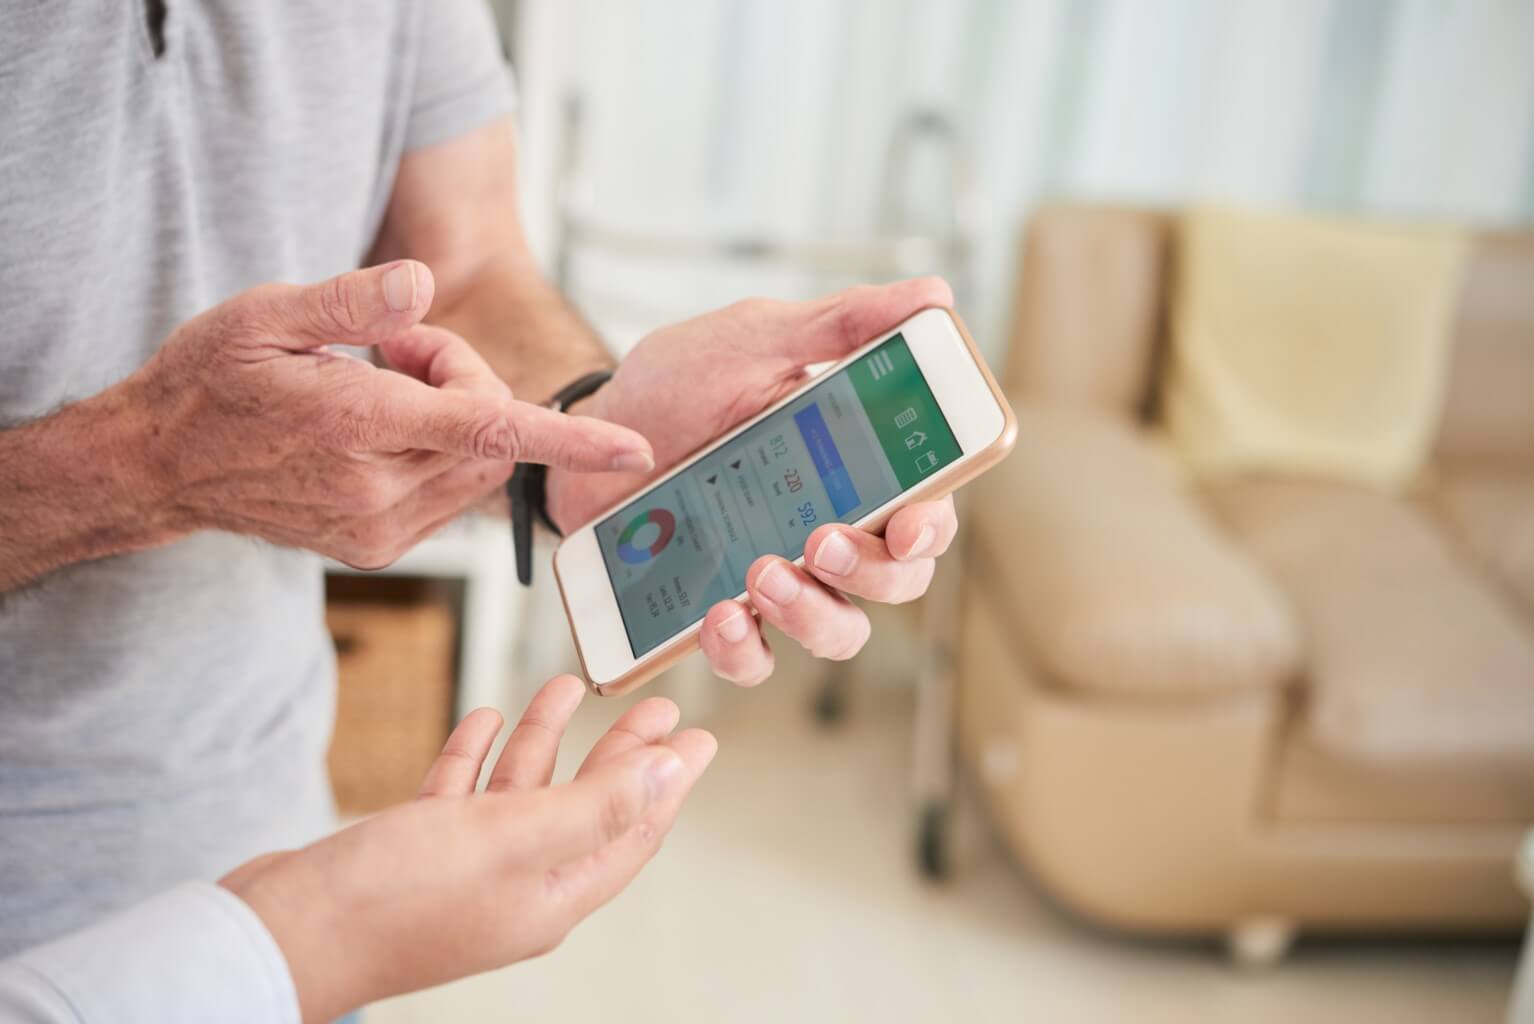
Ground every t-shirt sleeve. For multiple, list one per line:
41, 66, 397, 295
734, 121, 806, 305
404, 0, 517, 152
0, 883, 299, 1024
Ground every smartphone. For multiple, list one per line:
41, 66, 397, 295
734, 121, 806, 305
553, 306, 1016, 696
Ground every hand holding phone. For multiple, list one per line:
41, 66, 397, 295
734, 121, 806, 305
550, 282, 1015, 695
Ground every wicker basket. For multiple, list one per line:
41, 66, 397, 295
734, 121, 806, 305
326, 598, 457, 814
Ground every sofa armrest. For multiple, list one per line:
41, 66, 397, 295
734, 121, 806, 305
968, 404, 1299, 698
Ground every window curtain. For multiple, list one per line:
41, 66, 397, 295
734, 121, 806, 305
498, 0, 1534, 350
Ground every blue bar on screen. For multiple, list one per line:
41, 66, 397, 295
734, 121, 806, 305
793, 403, 861, 516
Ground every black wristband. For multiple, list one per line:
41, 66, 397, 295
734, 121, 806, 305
508, 370, 614, 586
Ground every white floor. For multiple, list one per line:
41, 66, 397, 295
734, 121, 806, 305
365, 630, 1521, 1024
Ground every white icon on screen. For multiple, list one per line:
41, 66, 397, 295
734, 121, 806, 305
893, 407, 917, 429
904, 431, 927, 450
869, 350, 895, 380
914, 451, 939, 474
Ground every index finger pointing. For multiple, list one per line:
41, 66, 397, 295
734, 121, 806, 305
354, 373, 655, 472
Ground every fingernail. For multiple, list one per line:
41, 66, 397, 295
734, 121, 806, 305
611, 450, 654, 473
717, 606, 750, 644
646, 750, 683, 800
907, 524, 936, 559
755, 561, 800, 606
383, 262, 417, 312
813, 531, 857, 576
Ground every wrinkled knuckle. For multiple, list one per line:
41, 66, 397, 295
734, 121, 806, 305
222, 284, 278, 331
202, 302, 260, 351
469, 410, 514, 461
315, 275, 361, 335
323, 404, 377, 452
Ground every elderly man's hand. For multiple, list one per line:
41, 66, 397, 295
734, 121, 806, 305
546, 278, 960, 685
220, 676, 716, 1023
115, 261, 651, 568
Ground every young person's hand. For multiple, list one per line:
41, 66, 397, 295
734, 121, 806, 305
219, 676, 715, 1023
545, 279, 961, 685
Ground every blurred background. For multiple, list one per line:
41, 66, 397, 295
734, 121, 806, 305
505, 0, 1534, 351
326, 2, 1534, 1022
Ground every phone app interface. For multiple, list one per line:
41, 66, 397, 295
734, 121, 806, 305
596, 333, 962, 656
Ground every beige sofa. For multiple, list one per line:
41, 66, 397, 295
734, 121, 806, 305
957, 205, 1534, 959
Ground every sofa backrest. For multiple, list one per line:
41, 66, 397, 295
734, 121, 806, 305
1434, 230, 1534, 470
1002, 204, 1172, 422
1006, 205, 1534, 458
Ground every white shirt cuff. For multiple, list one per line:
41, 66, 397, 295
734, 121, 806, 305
0, 882, 299, 1024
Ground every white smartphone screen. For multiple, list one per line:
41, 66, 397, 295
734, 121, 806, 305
595, 332, 962, 656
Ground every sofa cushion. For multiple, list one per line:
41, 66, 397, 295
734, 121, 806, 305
969, 404, 1299, 699
1428, 470, 1534, 616
1208, 479, 1534, 762
1273, 725, 1534, 826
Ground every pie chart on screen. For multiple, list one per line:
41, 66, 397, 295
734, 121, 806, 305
616, 508, 677, 565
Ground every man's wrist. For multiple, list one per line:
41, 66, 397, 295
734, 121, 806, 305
77, 379, 186, 540
0, 381, 185, 591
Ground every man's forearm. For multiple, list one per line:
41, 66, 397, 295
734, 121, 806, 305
428, 255, 612, 404
0, 383, 177, 594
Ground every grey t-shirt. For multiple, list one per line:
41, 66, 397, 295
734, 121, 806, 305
0, 1, 513, 956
